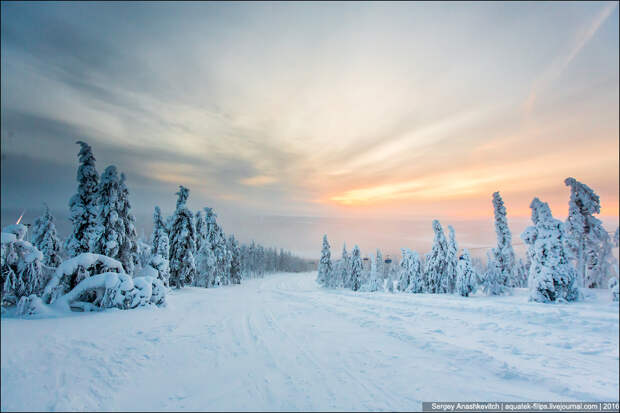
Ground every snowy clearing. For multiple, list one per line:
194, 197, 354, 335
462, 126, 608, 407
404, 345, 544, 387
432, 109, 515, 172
2, 272, 619, 411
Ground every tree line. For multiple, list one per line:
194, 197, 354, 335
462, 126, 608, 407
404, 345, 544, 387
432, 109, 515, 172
318, 182, 619, 303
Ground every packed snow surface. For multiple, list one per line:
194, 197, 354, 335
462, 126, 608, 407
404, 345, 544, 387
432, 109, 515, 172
2, 272, 618, 411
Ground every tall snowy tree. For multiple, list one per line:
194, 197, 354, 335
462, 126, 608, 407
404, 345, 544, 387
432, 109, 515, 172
424, 220, 448, 293
375, 249, 384, 280
92, 166, 125, 262
340, 243, 350, 288
151, 206, 169, 259
363, 250, 383, 292
522, 197, 579, 303
118, 173, 138, 274
481, 250, 505, 296
228, 235, 242, 285
65, 141, 99, 257
405, 250, 424, 293
442, 225, 458, 293
397, 249, 413, 292
32, 204, 62, 267
204, 208, 228, 286
455, 249, 477, 297
350, 245, 363, 291
564, 177, 616, 288
317, 235, 333, 287
492, 191, 516, 288
168, 186, 196, 289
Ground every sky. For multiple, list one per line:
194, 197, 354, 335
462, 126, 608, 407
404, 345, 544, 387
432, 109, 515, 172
1, 2, 619, 258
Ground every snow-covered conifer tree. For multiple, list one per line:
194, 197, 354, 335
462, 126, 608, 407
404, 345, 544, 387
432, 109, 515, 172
614, 227, 619, 248
442, 225, 458, 293
168, 186, 196, 288
492, 192, 516, 288
363, 250, 383, 292
609, 277, 619, 301
397, 249, 412, 292
522, 197, 579, 303
317, 235, 333, 287
481, 250, 504, 296
65, 141, 99, 257
32, 204, 62, 267
151, 206, 169, 260
339, 243, 350, 288
375, 249, 384, 280
455, 249, 477, 297
405, 251, 424, 293
424, 220, 448, 293
350, 245, 362, 291
564, 177, 616, 288
92, 166, 125, 261
228, 235, 242, 285
118, 173, 138, 275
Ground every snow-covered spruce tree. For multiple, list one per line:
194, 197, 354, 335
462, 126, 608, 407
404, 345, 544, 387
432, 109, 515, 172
1, 231, 46, 307
608, 277, 619, 302
204, 207, 228, 286
363, 250, 383, 292
65, 141, 99, 257
32, 204, 62, 267
442, 225, 458, 293
152, 206, 169, 260
522, 197, 579, 303
405, 250, 424, 293
564, 177, 616, 288
228, 235, 242, 285
92, 166, 125, 262
168, 186, 196, 289
317, 235, 333, 287
375, 249, 384, 280
481, 250, 504, 296
397, 249, 412, 292
455, 249, 477, 297
492, 192, 516, 288
424, 220, 449, 293
350, 245, 363, 291
614, 227, 619, 248
340, 243, 350, 288
147, 206, 171, 287
118, 173, 138, 275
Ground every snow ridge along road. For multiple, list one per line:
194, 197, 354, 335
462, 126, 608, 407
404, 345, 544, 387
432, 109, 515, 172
2, 272, 618, 411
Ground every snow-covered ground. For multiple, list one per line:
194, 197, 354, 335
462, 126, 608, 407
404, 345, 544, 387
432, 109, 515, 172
2, 272, 618, 411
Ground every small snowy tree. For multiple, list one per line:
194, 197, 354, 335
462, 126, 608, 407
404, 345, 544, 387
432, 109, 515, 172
92, 166, 124, 260
32, 204, 62, 267
118, 173, 138, 275
152, 206, 169, 260
65, 141, 99, 257
317, 235, 333, 288
522, 197, 579, 303
375, 249, 384, 280
363, 250, 383, 292
1, 233, 46, 307
228, 235, 242, 285
339, 243, 350, 289
350, 245, 363, 291
564, 177, 616, 288
481, 250, 504, 296
442, 225, 458, 293
168, 186, 196, 289
405, 251, 424, 293
492, 192, 516, 288
397, 249, 412, 292
608, 277, 619, 301
455, 249, 477, 297
424, 220, 448, 293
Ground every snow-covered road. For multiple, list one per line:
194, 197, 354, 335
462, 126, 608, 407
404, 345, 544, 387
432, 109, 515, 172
2, 272, 618, 411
